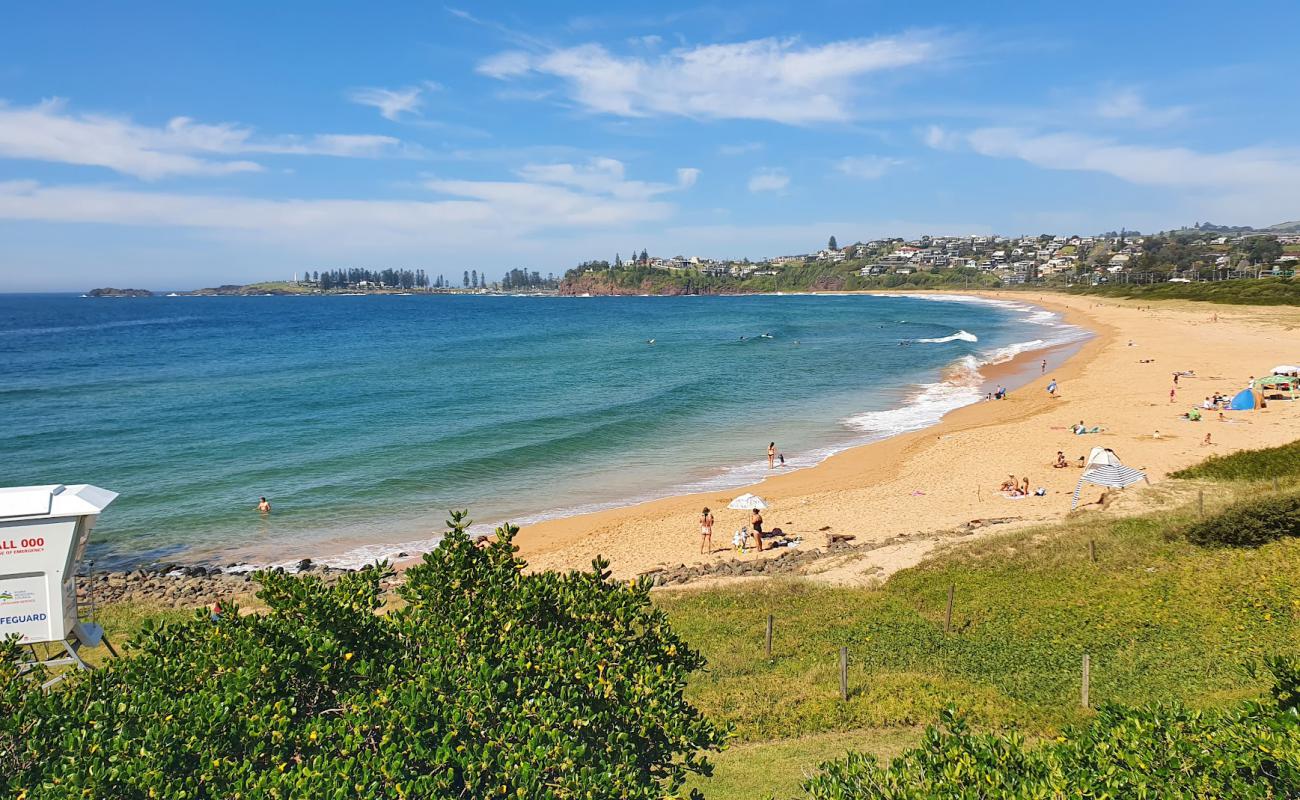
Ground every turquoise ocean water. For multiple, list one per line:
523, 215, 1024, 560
0, 293, 1085, 570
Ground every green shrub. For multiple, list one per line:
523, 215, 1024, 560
0, 512, 727, 799
1172, 439, 1300, 481
1184, 492, 1300, 547
1063, 277, 1300, 305
801, 657, 1300, 799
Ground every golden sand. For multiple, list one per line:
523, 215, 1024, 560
509, 292, 1300, 579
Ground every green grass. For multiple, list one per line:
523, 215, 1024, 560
683, 728, 921, 800
658, 483, 1300, 797
1062, 277, 1300, 305
1171, 437, 1300, 481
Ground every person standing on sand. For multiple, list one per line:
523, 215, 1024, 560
257, 497, 271, 514
751, 508, 764, 551
699, 507, 714, 554
1169, 387, 1176, 403
767, 442, 776, 469
1041, 359, 1047, 374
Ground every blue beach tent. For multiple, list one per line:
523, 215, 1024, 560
1228, 389, 1257, 411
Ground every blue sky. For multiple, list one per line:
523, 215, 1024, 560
2, 1, 1298, 290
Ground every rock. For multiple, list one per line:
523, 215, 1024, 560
296, 559, 315, 572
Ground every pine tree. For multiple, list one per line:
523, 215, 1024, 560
463, 270, 470, 288
828, 235, 838, 250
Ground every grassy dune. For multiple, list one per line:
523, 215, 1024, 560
667, 463, 1300, 797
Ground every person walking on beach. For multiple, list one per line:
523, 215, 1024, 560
750, 508, 765, 551
1169, 387, 1176, 403
256, 497, 271, 514
699, 507, 714, 554
1047, 378, 1058, 397
767, 442, 777, 469
1041, 359, 1047, 374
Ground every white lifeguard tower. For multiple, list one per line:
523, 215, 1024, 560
0, 484, 119, 685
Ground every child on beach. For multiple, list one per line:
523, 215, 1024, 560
732, 527, 748, 554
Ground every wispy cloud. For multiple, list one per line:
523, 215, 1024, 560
926, 124, 1300, 220
477, 32, 956, 124
1093, 87, 1188, 127
747, 167, 789, 193
834, 155, 902, 179
0, 160, 695, 244
719, 141, 764, 156
0, 99, 408, 179
512, 156, 700, 199
347, 85, 432, 121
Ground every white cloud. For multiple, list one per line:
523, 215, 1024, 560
0, 161, 693, 245
512, 157, 699, 199
347, 86, 426, 121
747, 168, 789, 193
477, 32, 953, 124
960, 127, 1300, 190
922, 124, 961, 150
928, 125, 1300, 220
0, 99, 407, 179
477, 51, 535, 79
719, 141, 764, 156
1094, 87, 1187, 127
834, 155, 902, 179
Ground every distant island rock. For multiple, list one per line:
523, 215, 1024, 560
86, 288, 154, 297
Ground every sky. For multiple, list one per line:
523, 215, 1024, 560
1, 1, 1299, 291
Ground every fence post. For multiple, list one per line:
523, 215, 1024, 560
765, 614, 774, 659
839, 647, 849, 702
1198, 489, 1204, 518
1081, 654, 1091, 708
1088, 539, 1096, 564
944, 584, 955, 634
1273, 476, 1280, 492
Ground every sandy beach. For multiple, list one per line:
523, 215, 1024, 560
512, 292, 1300, 579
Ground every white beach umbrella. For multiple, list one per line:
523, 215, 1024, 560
728, 493, 768, 510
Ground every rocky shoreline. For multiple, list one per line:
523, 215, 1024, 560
77, 559, 401, 609
81, 517, 1023, 609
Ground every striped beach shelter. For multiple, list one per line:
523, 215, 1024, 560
1071, 447, 1148, 508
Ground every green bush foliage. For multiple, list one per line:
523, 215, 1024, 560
1184, 492, 1300, 547
1063, 277, 1300, 305
0, 512, 726, 799
1172, 439, 1300, 481
801, 657, 1300, 799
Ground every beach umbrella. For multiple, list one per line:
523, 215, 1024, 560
1071, 447, 1148, 508
728, 493, 768, 510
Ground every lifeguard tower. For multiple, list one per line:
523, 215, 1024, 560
0, 484, 118, 685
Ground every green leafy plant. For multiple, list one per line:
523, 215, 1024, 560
801, 657, 1300, 799
0, 512, 726, 799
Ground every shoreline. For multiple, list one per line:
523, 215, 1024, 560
194, 292, 1085, 573
503, 290, 1299, 579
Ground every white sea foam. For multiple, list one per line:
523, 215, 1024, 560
915, 329, 978, 344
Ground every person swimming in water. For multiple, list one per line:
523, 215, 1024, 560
257, 497, 271, 514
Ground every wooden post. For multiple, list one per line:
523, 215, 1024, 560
839, 647, 849, 702
1273, 476, 1279, 492
944, 584, 955, 634
1088, 539, 1097, 564
1081, 654, 1091, 708
1198, 489, 1204, 518
765, 614, 774, 659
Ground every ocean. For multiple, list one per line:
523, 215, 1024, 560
0, 292, 1086, 570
